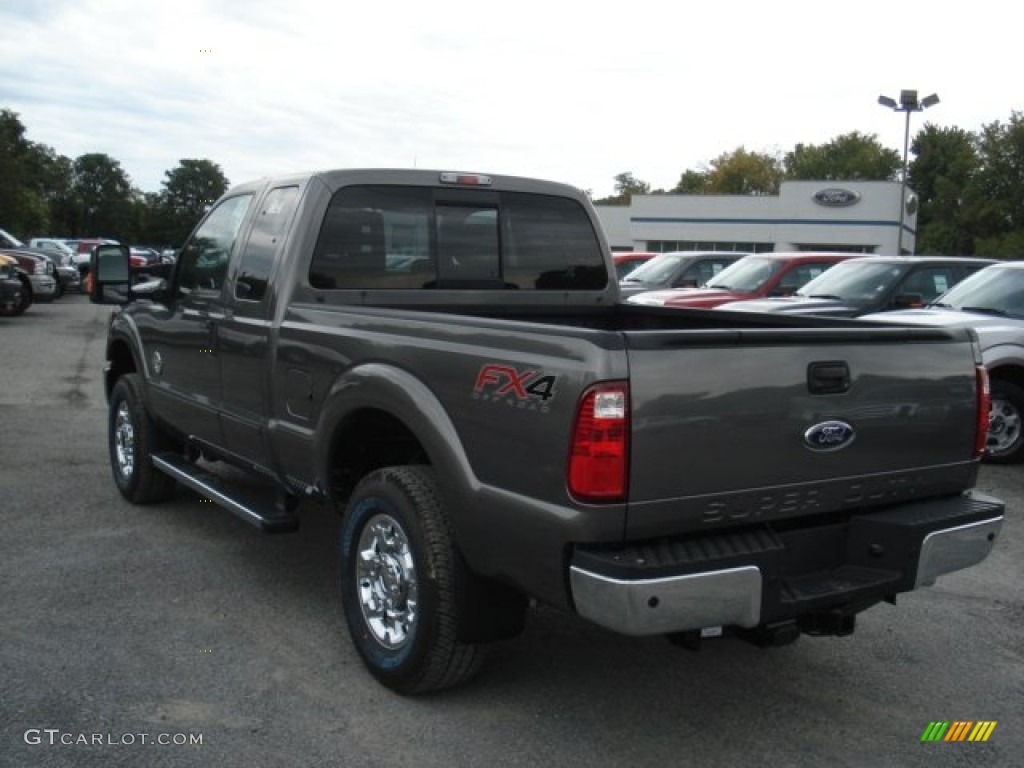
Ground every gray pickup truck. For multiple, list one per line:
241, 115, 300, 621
90, 169, 1004, 694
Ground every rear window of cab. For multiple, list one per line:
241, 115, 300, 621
309, 185, 607, 291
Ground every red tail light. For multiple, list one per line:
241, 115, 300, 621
568, 382, 629, 502
975, 365, 990, 459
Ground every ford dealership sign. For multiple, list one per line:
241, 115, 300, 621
812, 188, 861, 207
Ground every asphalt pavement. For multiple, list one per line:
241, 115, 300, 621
2, 294, 1021, 767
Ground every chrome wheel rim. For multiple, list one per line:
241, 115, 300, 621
987, 395, 1022, 457
356, 513, 418, 649
114, 400, 136, 479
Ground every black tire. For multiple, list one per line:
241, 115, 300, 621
108, 373, 178, 502
986, 380, 1024, 464
340, 466, 484, 695
0, 278, 32, 317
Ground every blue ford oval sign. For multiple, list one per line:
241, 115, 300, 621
812, 188, 861, 207
804, 420, 856, 452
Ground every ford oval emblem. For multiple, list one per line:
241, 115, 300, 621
812, 188, 861, 207
804, 420, 856, 452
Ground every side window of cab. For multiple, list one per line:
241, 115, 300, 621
178, 195, 254, 294
235, 186, 300, 302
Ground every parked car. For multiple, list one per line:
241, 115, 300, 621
612, 251, 657, 280
69, 238, 119, 272
0, 249, 58, 303
618, 251, 750, 298
130, 246, 162, 263
33, 251, 80, 297
861, 260, 1024, 463
4, 235, 80, 297
28, 238, 76, 261
0, 228, 22, 249
715, 256, 996, 317
0, 253, 29, 316
628, 252, 857, 308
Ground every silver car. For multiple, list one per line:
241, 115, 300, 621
862, 260, 1024, 463
0, 249, 59, 302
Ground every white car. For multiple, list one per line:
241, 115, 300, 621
861, 261, 1024, 463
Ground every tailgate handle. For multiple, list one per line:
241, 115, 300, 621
808, 361, 850, 394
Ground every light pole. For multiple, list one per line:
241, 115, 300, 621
878, 89, 939, 255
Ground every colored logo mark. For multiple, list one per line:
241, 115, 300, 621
921, 721, 997, 742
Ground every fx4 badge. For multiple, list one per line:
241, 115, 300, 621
473, 364, 557, 413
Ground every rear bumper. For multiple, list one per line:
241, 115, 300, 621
570, 491, 1003, 636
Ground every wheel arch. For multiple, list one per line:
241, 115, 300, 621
104, 334, 141, 401
315, 363, 477, 513
984, 361, 1024, 464
986, 360, 1024, 389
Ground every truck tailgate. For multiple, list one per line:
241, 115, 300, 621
624, 326, 981, 538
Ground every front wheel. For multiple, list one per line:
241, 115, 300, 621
0, 277, 32, 317
339, 466, 484, 695
108, 373, 178, 502
986, 380, 1024, 464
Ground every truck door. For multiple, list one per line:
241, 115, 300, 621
218, 185, 301, 468
147, 194, 254, 447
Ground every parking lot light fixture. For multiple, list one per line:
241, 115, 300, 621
878, 89, 940, 255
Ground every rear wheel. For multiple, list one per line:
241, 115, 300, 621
339, 466, 484, 694
986, 380, 1024, 463
108, 373, 178, 502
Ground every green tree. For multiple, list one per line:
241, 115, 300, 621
962, 112, 1024, 257
153, 158, 230, 245
70, 153, 135, 237
705, 147, 782, 195
784, 131, 900, 181
592, 171, 651, 205
25, 143, 75, 236
0, 109, 49, 235
672, 169, 710, 194
910, 124, 978, 255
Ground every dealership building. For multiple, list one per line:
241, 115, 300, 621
594, 180, 916, 256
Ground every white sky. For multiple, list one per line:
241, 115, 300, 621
2, 0, 1020, 199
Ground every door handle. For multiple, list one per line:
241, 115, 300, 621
807, 361, 850, 394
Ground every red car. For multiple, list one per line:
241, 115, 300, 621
627, 252, 859, 308
612, 251, 657, 280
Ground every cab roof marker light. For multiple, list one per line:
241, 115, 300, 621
439, 172, 493, 187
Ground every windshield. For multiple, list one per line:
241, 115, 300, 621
622, 253, 687, 284
795, 260, 904, 301
931, 265, 1024, 318
706, 256, 781, 292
